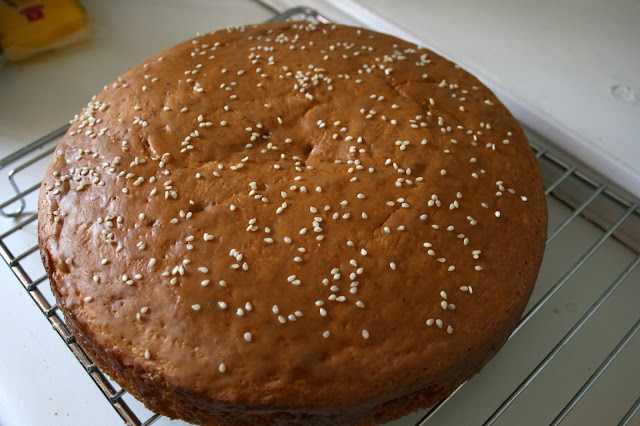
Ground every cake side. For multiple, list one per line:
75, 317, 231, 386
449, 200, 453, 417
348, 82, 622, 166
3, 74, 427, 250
38, 21, 547, 425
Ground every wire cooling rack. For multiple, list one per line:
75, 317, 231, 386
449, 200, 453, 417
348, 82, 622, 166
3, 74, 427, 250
1, 6, 639, 426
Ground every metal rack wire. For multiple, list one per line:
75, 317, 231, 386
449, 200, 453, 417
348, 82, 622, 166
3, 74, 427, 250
0, 6, 638, 426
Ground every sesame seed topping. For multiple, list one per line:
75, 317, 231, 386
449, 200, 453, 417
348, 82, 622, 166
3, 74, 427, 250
45, 25, 546, 375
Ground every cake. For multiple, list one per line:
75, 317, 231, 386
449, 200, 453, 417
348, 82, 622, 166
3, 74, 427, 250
38, 21, 547, 425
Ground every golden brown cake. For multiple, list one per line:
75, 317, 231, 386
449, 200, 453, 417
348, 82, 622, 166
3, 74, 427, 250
38, 21, 547, 425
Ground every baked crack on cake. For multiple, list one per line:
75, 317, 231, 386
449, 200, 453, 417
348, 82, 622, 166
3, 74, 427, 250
38, 21, 547, 425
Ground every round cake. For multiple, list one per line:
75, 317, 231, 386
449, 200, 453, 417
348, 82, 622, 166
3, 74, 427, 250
38, 21, 547, 425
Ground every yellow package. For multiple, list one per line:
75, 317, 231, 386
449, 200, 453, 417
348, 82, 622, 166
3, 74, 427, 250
0, 0, 89, 62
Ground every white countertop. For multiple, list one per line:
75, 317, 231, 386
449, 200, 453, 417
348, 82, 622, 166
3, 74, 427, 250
1, 1, 638, 425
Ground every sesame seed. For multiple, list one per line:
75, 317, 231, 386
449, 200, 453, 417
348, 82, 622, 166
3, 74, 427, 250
323, 331, 330, 338
144, 349, 150, 359
362, 330, 370, 339
84, 296, 93, 303
219, 363, 227, 372
191, 304, 201, 311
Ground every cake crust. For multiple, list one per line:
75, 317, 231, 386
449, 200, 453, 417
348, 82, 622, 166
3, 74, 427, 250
38, 22, 547, 425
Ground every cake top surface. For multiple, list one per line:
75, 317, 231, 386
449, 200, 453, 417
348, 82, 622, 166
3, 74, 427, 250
39, 21, 546, 410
